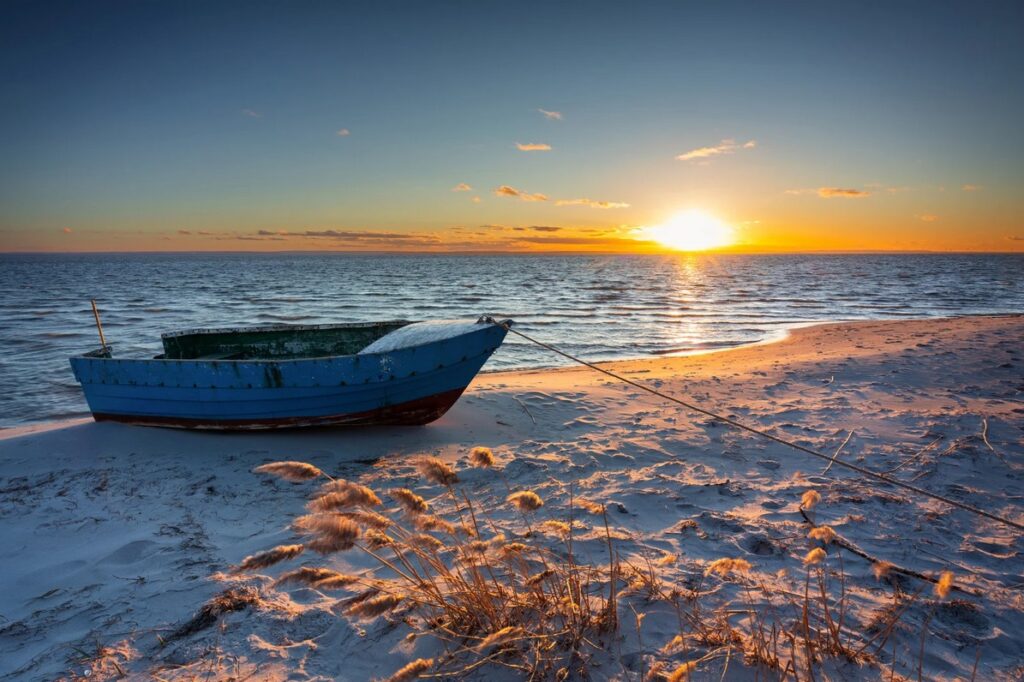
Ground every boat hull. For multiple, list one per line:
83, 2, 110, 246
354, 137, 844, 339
69, 321, 507, 430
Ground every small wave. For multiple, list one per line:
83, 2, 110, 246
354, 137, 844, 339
256, 313, 317, 322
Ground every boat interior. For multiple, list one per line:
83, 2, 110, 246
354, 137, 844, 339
157, 320, 413, 360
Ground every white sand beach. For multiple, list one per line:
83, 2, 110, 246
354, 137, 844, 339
1, 316, 1022, 681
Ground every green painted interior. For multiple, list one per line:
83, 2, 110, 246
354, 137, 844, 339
160, 321, 411, 360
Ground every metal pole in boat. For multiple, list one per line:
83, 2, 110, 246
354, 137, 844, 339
90, 299, 108, 350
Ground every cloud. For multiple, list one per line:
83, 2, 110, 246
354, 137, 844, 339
493, 185, 548, 201
241, 109, 262, 118
514, 235, 654, 248
538, 108, 562, 120
225, 229, 445, 248
676, 138, 756, 162
555, 198, 630, 209
336, 128, 350, 137
516, 142, 551, 151
302, 230, 429, 240
451, 183, 472, 192
482, 224, 562, 233
817, 187, 870, 198
962, 184, 982, 191
471, 196, 481, 203
916, 214, 939, 222
177, 230, 192, 235
1007, 235, 1024, 241
62, 227, 72, 234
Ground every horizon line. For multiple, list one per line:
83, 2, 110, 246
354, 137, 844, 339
2, 248, 1023, 256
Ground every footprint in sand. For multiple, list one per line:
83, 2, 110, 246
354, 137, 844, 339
99, 539, 160, 565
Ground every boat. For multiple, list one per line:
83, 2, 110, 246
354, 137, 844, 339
69, 317, 511, 429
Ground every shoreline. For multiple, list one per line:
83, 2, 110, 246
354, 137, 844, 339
4, 313, 1019, 440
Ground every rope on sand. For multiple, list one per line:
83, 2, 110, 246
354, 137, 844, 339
488, 320, 1023, 532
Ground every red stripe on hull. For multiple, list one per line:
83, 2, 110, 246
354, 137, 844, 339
91, 387, 468, 430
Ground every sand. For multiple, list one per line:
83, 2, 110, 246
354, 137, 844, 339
0, 315, 1021, 680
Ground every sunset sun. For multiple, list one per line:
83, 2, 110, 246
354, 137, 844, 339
644, 209, 735, 251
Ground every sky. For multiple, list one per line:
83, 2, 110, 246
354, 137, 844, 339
1, 0, 1022, 253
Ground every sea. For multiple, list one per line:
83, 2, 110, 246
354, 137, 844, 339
0, 253, 1021, 428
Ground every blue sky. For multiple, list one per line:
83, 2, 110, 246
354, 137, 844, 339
1, 0, 1022, 251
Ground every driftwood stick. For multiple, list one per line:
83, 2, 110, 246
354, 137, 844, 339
798, 508, 978, 596
881, 437, 943, 475
513, 396, 537, 425
821, 430, 854, 475
981, 417, 1007, 464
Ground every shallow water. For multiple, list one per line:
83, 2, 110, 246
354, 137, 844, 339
0, 252, 1021, 426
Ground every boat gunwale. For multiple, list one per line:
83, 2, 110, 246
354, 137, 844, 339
158, 319, 415, 339
71, 320, 504, 365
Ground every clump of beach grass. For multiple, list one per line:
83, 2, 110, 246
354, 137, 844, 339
253, 461, 323, 481
382, 658, 434, 682
236, 451, 952, 680
469, 446, 495, 468
244, 450, 625, 678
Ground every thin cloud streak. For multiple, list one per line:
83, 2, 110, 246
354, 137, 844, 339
451, 183, 472, 191
516, 142, 551, 151
676, 138, 755, 161
538, 108, 562, 120
555, 198, 630, 209
336, 128, 350, 136
241, 109, 262, 118
817, 187, 870, 198
493, 185, 548, 201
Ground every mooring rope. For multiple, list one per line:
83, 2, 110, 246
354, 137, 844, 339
490, 320, 1023, 532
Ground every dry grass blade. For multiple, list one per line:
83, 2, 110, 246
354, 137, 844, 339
275, 566, 342, 586
383, 657, 434, 682
525, 569, 554, 587
539, 520, 571, 536
800, 490, 821, 509
705, 558, 752, 577
507, 490, 544, 512
476, 626, 527, 651
667, 660, 698, 681
392, 488, 430, 515
294, 513, 361, 554
808, 526, 837, 544
418, 457, 458, 485
470, 446, 495, 468
577, 498, 605, 515
311, 480, 382, 509
253, 461, 323, 481
346, 509, 393, 530
365, 528, 394, 548
409, 533, 445, 551
235, 544, 304, 571
346, 593, 404, 618
414, 515, 456, 534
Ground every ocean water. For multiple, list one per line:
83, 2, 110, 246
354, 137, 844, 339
0, 253, 1021, 427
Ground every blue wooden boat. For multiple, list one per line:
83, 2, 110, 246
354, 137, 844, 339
69, 317, 510, 429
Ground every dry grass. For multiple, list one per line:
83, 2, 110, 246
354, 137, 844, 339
239, 456, 958, 681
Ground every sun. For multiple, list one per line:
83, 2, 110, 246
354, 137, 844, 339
644, 209, 735, 251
